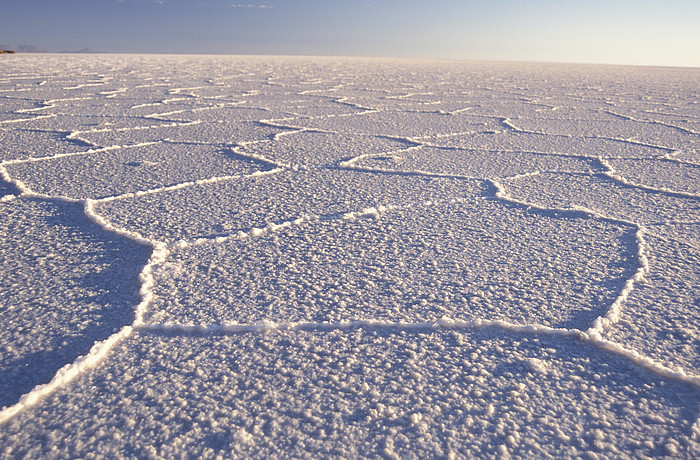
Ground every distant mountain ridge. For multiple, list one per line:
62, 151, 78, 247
0, 45, 52, 53
62, 48, 100, 54
0, 45, 100, 53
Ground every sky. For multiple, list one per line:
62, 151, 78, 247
1, 0, 699, 67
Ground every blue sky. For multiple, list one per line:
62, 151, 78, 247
1, 0, 699, 67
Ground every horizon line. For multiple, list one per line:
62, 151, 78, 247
3, 50, 699, 71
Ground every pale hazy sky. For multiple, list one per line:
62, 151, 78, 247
1, 0, 699, 67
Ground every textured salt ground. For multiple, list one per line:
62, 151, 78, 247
0, 199, 149, 408
648, 222, 700, 248
238, 131, 415, 167
95, 169, 480, 243
1, 55, 700, 457
432, 100, 581, 119
5, 114, 188, 138
507, 117, 696, 151
0, 129, 97, 162
147, 200, 637, 328
239, 95, 374, 118
0, 97, 45, 113
350, 145, 598, 177
144, 106, 299, 124
605, 158, 700, 195
74, 120, 292, 147
5, 142, 273, 200
278, 110, 505, 138
416, 130, 672, 159
0, 330, 697, 459
56, 99, 211, 120
501, 172, 700, 224
600, 110, 700, 135
602, 230, 700, 371
671, 149, 700, 164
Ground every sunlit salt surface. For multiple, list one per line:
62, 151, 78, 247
1, 54, 699, 458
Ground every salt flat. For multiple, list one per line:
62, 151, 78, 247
0, 54, 699, 458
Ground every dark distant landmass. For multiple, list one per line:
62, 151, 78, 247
62, 48, 101, 54
0, 44, 52, 53
0, 45, 101, 54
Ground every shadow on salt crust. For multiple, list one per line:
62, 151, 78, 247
0, 176, 21, 198
0, 330, 697, 458
0, 199, 150, 409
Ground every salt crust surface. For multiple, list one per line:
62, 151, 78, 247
0, 55, 699, 457
147, 200, 636, 329
2, 330, 698, 458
